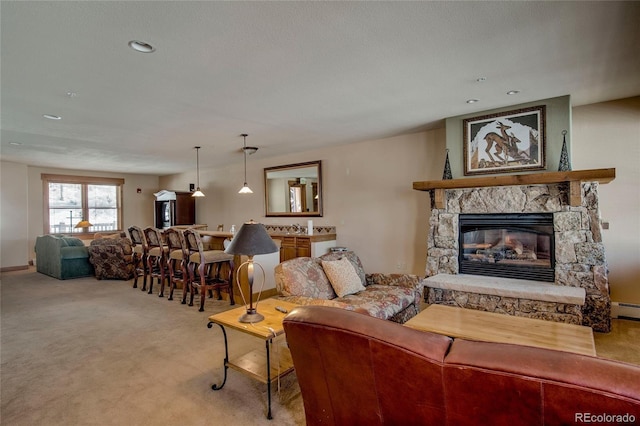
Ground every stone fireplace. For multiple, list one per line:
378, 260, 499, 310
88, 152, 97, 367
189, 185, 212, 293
413, 169, 615, 332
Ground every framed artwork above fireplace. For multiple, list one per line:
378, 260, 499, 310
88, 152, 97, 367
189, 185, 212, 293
463, 105, 546, 176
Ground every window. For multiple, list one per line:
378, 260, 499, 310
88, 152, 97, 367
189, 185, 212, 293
42, 174, 124, 234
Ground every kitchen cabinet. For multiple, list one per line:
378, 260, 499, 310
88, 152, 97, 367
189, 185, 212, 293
272, 234, 336, 262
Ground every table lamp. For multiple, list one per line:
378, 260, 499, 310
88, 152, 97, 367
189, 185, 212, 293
224, 220, 278, 323
74, 219, 93, 229
70, 210, 92, 232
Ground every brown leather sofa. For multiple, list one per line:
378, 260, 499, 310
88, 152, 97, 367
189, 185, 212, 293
283, 306, 640, 426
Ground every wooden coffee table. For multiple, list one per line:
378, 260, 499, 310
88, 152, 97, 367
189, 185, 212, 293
207, 298, 300, 420
405, 304, 596, 356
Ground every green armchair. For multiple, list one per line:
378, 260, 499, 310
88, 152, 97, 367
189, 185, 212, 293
34, 235, 94, 280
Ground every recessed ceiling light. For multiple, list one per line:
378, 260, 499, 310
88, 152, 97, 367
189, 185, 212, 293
128, 40, 155, 53
466, 99, 479, 104
10, 141, 23, 146
507, 90, 520, 95
43, 114, 62, 120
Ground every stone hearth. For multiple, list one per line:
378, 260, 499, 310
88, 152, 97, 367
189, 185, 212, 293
414, 169, 615, 332
425, 274, 586, 325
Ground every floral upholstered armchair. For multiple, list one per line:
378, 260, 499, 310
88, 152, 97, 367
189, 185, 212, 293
88, 235, 135, 280
274, 251, 423, 323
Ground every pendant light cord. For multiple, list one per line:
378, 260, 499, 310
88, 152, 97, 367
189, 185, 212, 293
196, 146, 201, 187
238, 134, 253, 194
243, 134, 248, 184
191, 146, 205, 197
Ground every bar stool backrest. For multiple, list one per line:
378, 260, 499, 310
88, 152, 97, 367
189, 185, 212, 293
128, 225, 147, 250
183, 228, 206, 260
165, 228, 188, 259
143, 227, 164, 249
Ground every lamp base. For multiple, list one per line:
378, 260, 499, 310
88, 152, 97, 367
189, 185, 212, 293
238, 308, 264, 323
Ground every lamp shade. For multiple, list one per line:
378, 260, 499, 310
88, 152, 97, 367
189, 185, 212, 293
224, 221, 278, 256
238, 184, 253, 194
74, 220, 93, 228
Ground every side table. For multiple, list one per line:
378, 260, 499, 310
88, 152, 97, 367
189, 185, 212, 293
207, 298, 299, 420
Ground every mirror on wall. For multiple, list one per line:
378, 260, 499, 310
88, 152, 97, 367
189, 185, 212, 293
264, 160, 322, 217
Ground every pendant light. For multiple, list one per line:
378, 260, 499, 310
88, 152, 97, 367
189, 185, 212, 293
239, 134, 257, 194
192, 146, 205, 197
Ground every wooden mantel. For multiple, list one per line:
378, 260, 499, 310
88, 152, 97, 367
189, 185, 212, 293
413, 168, 615, 208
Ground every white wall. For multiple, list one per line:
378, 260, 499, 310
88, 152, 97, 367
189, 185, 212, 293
160, 98, 640, 304
1, 161, 29, 269
160, 129, 446, 275
572, 97, 640, 304
3, 97, 637, 305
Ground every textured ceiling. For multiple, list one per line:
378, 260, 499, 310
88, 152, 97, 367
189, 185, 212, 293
1, 1, 639, 175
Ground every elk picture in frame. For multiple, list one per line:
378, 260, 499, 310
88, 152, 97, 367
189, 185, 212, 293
463, 105, 546, 176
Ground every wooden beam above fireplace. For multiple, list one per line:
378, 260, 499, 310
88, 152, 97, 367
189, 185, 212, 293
413, 168, 615, 208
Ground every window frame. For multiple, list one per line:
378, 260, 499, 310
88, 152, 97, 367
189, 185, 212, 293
42, 174, 125, 235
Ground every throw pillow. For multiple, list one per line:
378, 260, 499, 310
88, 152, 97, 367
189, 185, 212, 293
320, 251, 366, 286
275, 257, 336, 299
322, 257, 366, 298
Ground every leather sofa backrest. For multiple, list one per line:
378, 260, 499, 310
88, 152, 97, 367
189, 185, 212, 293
283, 306, 640, 426
444, 338, 640, 425
283, 305, 452, 426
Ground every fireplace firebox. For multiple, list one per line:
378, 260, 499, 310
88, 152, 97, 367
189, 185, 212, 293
458, 213, 555, 282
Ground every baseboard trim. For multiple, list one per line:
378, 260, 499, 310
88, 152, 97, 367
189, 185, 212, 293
611, 302, 640, 320
0, 265, 30, 273
260, 288, 279, 300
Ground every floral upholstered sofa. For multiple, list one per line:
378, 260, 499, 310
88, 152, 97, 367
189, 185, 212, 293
274, 251, 423, 324
87, 234, 135, 280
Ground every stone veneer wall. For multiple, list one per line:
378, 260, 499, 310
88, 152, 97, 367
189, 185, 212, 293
426, 182, 611, 332
427, 289, 584, 325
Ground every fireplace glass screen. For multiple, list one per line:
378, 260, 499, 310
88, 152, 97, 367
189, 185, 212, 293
459, 213, 554, 282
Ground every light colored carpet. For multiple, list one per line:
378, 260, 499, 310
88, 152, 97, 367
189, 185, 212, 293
3, 268, 638, 426
1, 268, 305, 426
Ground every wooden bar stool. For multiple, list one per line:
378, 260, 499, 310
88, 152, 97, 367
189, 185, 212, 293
143, 227, 170, 297
183, 229, 235, 312
164, 228, 189, 302
127, 225, 148, 290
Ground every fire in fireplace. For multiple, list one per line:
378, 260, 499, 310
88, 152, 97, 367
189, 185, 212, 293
458, 213, 555, 282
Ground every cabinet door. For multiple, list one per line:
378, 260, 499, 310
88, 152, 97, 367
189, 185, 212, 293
280, 237, 297, 262
296, 237, 311, 257
175, 193, 196, 225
